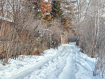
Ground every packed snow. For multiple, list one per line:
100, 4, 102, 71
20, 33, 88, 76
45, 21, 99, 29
0, 42, 98, 79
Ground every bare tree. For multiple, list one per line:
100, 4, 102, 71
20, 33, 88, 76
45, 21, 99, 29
76, 0, 105, 78
0, 0, 6, 17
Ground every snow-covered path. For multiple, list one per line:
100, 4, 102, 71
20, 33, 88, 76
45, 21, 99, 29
0, 43, 96, 79
9, 44, 77, 79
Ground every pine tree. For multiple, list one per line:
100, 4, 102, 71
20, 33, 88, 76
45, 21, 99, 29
61, 0, 78, 32
51, 1, 63, 18
31, 0, 42, 19
60, 0, 78, 44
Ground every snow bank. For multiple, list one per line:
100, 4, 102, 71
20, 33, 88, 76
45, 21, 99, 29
0, 43, 97, 79
75, 50, 96, 79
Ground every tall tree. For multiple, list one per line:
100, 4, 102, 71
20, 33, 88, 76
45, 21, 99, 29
60, 0, 77, 33
51, 0, 63, 19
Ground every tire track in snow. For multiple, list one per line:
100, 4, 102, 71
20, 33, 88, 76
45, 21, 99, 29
58, 49, 76, 79
8, 44, 76, 79
23, 49, 70, 79
23, 45, 76, 79
8, 46, 69, 79
23, 45, 74, 79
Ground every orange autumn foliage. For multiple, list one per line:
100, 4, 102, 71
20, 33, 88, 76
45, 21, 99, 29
47, 15, 52, 20
44, 5, 48, 9
39, 1, 43, 7
39, 0, 52, 22
43, 14, 46, 18
41, 8, 46, 13
63, 25, 69, 30
47, 7, 52, 13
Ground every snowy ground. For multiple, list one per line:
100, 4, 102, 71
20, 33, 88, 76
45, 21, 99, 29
0, 43, 97, 79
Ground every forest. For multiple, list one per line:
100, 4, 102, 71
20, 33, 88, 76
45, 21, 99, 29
0, 0, 105, 78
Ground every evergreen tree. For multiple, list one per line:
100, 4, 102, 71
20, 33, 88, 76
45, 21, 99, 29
51, 1, 63, 18
61, 0, 78, 33
31, 0, 43, 19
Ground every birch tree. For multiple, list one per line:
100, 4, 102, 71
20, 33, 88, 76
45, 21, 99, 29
76, 0, 105, 77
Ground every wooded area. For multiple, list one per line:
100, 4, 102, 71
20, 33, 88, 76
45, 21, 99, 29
0, 0, 105, 78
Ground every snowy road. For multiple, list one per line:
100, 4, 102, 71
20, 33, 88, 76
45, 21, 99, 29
0, 43, 96, 79
9, 44, 77, 79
